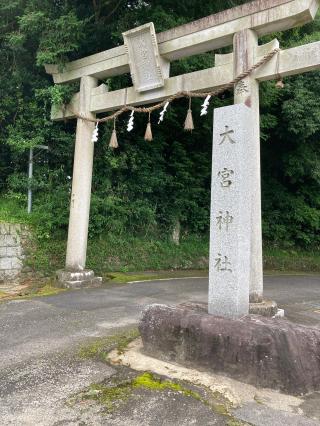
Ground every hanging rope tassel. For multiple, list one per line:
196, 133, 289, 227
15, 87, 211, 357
144, 112, 153, 141
109, 118, 119, 149
275, 50, 285, 89
275, 79, 285, 89
184, 97, 194, 131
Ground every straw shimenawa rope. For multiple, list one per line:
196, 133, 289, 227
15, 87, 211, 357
65, 48, 280, 124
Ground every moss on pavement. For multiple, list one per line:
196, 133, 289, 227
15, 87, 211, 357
78, 328, 140, 360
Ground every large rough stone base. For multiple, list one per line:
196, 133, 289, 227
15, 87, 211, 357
139, 303, 320, 395
56, 269, 102, 289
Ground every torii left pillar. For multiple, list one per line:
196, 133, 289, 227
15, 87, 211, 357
57, 76, 102, 288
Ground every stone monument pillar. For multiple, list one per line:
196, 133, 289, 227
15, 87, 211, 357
208, 104, 255, 318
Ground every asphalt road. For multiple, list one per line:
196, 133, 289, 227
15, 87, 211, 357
0, 274, 320, 425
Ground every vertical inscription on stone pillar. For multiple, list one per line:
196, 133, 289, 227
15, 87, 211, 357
208, 104, 254, 318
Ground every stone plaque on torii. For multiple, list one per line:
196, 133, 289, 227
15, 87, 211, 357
46, 0, 320, 314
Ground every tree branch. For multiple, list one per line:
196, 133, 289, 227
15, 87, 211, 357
105, 0, 123, 21
92, 0, 101, 23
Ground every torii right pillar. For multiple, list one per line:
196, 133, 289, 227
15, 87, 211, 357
234, 29, 263, 303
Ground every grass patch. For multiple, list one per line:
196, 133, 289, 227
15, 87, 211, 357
25, 234, 209, 275
264, 247, 320, 273
24, 283, 66, 298
87, 235, 209, 274
104, 272, 162, 284
81, 373, 202, 413
0, 291, 10, 300
226, 420, 249, 426
30, 235, 320, 277
132, 372, 202, 400
0, 280, 66, 303
0, 198, 31, 224
83, 382, 132, 411
78, 328, 140, 360
1, 197, 319, 276
104, 269, 208, 284
79, 371, 247, 424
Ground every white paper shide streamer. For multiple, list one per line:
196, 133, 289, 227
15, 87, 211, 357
91, 123, 99, 142
158, 101, 170, 124
200, 95, 211, 116
127, 111, 135, 132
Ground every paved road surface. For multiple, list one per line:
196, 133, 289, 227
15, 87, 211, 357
0, 275, 319, 425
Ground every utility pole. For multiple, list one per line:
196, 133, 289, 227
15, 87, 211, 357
27, 147, 34, 214
27, 145, 49, 214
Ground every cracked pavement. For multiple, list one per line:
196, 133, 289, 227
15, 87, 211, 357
0, 274, 320, 425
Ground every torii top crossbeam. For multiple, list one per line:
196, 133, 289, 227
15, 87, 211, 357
46, 0, 318, 84
46, 0, 320, 121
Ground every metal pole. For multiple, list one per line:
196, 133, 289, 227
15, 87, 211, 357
27, 147, 33, 214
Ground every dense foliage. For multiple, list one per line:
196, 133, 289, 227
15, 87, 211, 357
0, 0, 319, 249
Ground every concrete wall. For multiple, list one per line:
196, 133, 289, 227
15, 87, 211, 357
0, 223, 28, 283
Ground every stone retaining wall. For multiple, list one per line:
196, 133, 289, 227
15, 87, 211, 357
0, 223, 28, 283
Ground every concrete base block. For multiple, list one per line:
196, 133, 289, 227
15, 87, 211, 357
56, 269, 102, 289
249, 299, 279, 317
274, 308, 285, 318
139, 303, 320, 395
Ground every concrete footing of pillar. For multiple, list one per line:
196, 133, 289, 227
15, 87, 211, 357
249, 299, 283, 317
56, 269, 102, 289
139, 302, 320, 395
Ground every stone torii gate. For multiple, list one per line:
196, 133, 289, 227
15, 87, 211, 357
46, 0, 320, 308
